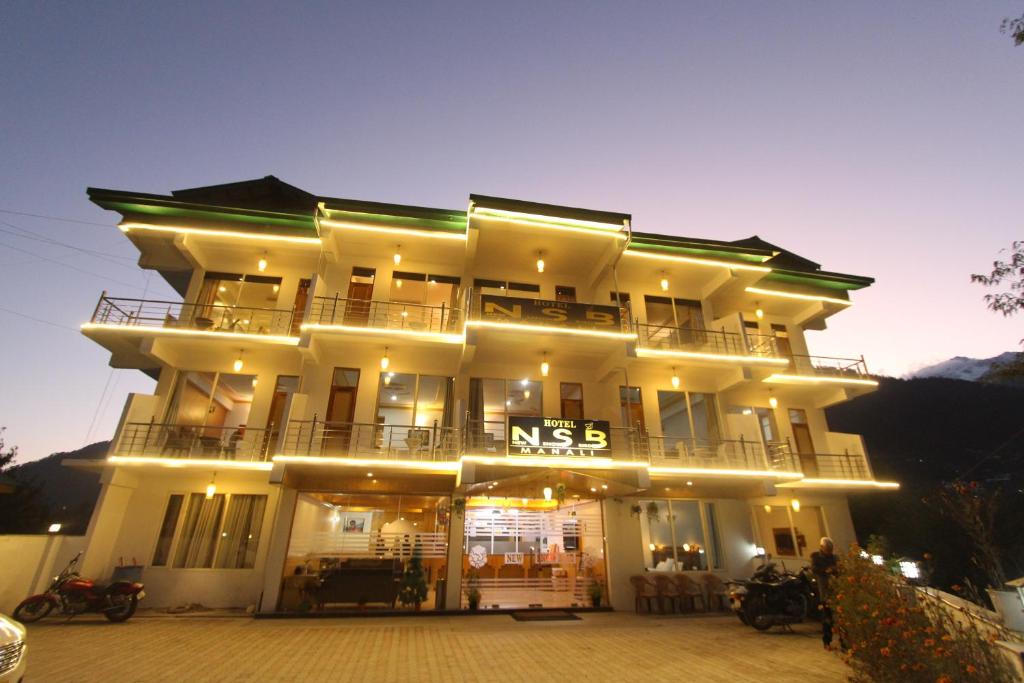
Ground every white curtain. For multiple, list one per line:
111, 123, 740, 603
173, 493, 225, 568
215, 495, 267, 568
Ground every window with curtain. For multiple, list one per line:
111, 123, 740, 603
173, 493, 226, 568
468, 378, 542, 451
152, 494, 184, 566
215, 494, 267, 569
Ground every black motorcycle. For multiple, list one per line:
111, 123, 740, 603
728, 561, 819, 631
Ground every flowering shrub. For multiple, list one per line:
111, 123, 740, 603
833, 548, 1015, 682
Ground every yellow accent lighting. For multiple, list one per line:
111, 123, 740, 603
465, 320, 637, 340
119, 222, 322, 245
625, 249, 772, 272
462, 454, 645, 470
318, 217, 468, 241
744, 286, 852, 306
763, 374, 879, 387
471, 212, 627, 240
778, 478, 900, 489
107, 456, 273, 470
635, 348, 790, 365
80, 323, 300, 345
472, 206, 625, 232
648, 466, 803, 479
300, 322, 465, 343
271, 455, 460, 472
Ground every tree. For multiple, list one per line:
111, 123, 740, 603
971, 242, 1024, 377
1003, 13, 1024, 46
0, 427, 48, 533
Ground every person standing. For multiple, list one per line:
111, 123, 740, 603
810, 537, 838, 649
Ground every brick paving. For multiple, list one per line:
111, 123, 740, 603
24, 612, 849, 682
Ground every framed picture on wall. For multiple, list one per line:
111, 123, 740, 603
772, 528, 796, 556
343, 517, 365, 533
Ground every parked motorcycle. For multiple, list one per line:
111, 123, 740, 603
728, 561, 819, 631
13, 552, 145, 623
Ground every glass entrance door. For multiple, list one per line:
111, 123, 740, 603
462, 497, 606, 609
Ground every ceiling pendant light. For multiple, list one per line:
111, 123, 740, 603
543, 486, 553, 501
755, 302, 764, 320
791, 499, 801, 512
540, 353, 550, 377
393, 245, 402, 266
536, 251, 545, 273
257, 252, 268, 272
206, 474, 217, 499
670, 367, 680, 389
660, 272, 669, 292
380, 348, 390, 371
768, 391, 778, 409
233, 351, 244, 373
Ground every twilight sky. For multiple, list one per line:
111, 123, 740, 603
1, 2, 1022, 463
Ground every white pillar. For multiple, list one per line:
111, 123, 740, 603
258, 487, 298, 613
80, 468, 139, 579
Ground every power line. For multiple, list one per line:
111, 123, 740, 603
0, 208, 115, 229
0, 240, 148, 292
0, 305, 80, 332
0, 222, 137, 269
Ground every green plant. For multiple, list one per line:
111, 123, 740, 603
451, 498, 466, 518
646, 501, 660, 522
833, 547, 1015, 682
555, 483, 567, 506
464, 569, 481, 609
398, 546, 428, 608
588, 581, 604, 605
630, 503, 642, 518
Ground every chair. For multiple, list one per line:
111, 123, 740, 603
703, 573, 730, 611
651, 573, 681, 613
673, 574, 707, 612
629, 575, 658, 614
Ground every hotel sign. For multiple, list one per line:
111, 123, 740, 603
508, 417, 611, 457
479, 295, 622, 331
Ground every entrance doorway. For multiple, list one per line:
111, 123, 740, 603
462, 496, 606, 609
788, 408, 817, 476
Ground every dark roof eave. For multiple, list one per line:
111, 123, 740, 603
469, 194, 630, 226
318, 197, 466, 225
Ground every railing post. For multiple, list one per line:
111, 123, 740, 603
331, 293, 339, 324
144, 416, 155, 455
307, 414, 318, 455
92, 290, 108, 323
431, 420, 438, 461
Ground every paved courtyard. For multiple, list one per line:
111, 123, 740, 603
24, 612, 849, 682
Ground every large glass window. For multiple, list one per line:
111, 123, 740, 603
468, 378, 543, 451
194, 272, 284, 333
374, 373, 454, 457
282, 493, 450, 611
639, 499, 720, 571
161, 371, 259, 459
160, 492, 267, 569
753, 504, 826, 560
656, 390, 722, 456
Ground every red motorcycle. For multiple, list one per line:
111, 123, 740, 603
13, 552, 145, 623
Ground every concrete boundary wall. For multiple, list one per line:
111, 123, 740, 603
0, 535, 86, 613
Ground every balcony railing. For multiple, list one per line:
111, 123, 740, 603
306, 295, 463, 335
91, 295, 298, 338
280, 420, 462, 461
113, 422, 276, 461
643, 435, 791, 471
635, 323, 780, 359
768, 442, 872, 479
786, 354, 870, 378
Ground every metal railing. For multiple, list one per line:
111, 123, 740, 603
644, 435, 779, 471
280, 419, 462, 461
466, 289, 634, 334
91, 295, 299, 337
635, 323, 780, 358
114, 421, 276, 461
306, 295, 463, 334
768, 441, 872, 479
786, 354, 870, 378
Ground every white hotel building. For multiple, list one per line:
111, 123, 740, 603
69, 176, 897, 613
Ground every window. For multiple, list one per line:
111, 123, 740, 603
555, 286, 576, 302
173, 493, 226, 568
196, 272, 282, 313
215, 495, 267, 569
560, 383, 584, 419
754, 504, 826, 560
656, 390, 721, 446
609, 291, 630, 305
152, 494, 184, 566
639, 499, 720, 570
473, 279, 540, 298
162, 371, 257, 458
468, 378, 543, 450
161, 492, 267, 569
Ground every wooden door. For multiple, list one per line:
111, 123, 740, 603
290, 279, 311, 335
344, 280, 373, 326
788, 409, 817, 476
324, 386, 358, 454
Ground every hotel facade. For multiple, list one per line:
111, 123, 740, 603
71, 176, 897, 613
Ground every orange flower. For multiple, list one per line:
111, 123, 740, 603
924, 638, 935, 647
880, 647, 891, 657
937, 677, 952, 683
966, 664, 977, 673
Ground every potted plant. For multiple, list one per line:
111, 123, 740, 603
630, 503, 643, 519
398, 547, 428, 610
646, 501, 660, 522
588, 581, 604, 608
465, 569, 481, 610
555, 483, 567, 507
451, 498, 466, 518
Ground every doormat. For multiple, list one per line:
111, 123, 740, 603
510, 611, 581, 622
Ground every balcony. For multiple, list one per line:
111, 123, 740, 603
768, 442, 873, 481
279, 420, 463, 462
634, 323, 787, 366
112, 422, 276, 462
303, 296, 464, 342
87, 295, 299, 339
